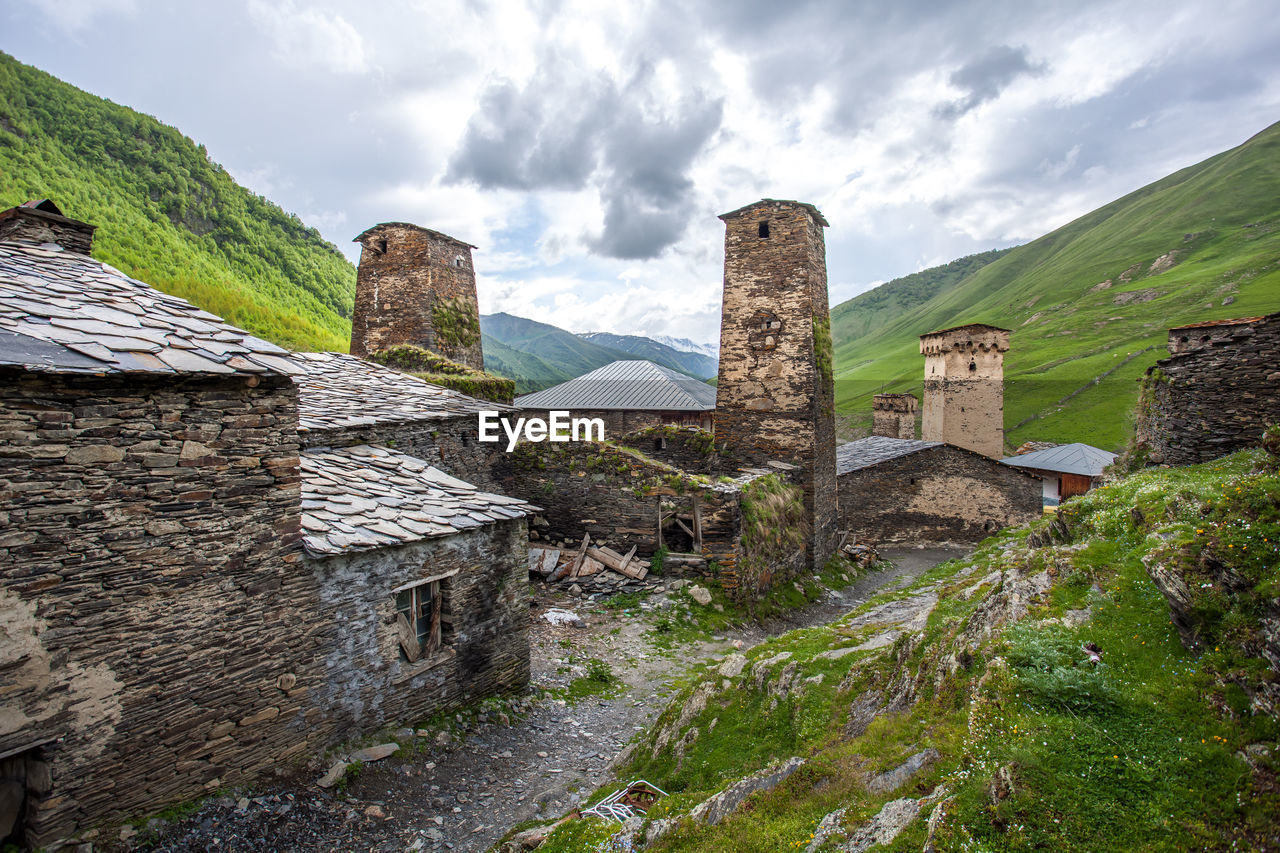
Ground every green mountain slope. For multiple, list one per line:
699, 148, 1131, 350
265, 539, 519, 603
831, 247, 1011, 343
481, 312, 640, 391
832, 121, 1280, 451
0, 52, 355, 352
578, 331, 717, 379
480, 333, 575, 394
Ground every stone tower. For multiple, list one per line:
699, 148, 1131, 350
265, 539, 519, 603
872, 393, 917, 439
350, 222, 484, 369
714, 199, 838, 571
919, 324, 1010, 458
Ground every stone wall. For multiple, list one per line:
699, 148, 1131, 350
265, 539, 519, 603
306, 519, 529, 741
920, 325, 1009, 458
350, 222, 484, 370
302, 414, 508, 492
1135, 313, 1280, 466
0, 371, 312, 848
837, 445, 1042, 545
714, 199, 838, 571
872, 393, 917, 439
617, 426, 733, 475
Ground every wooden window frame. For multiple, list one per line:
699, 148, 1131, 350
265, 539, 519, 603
393, 569, 457, 663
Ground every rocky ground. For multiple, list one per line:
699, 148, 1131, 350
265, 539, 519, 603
112, 547, 966, 853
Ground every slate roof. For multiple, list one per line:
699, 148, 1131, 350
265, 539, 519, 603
1000, 443, 1116, 477
288, 351, 510, 434
836, 436, 942, 475
0, 239, 297, 376
515, 360, 717, 411
301, 444, 538, 557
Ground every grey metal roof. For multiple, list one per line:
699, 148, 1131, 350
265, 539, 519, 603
301, 444, 538, 557
289, 351, 512, 434
1000, 443, 1116, 477
836, 436, 942, 475
515, 360, 717, 412
0, 238, 297, 376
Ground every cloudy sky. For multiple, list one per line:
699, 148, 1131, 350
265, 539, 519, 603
3, 0, 1278, 347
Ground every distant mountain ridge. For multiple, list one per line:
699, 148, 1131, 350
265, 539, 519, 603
480, 312, 717, 393
650, 334, 718, 360
830, 120, 1280, 451
577, 331, 717, 378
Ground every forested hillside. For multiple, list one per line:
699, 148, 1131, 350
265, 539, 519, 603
0, 52, 355, 352
831, 121, 1280, 451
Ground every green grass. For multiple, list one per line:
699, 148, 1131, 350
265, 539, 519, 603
832, 120, 1280, 451
552, 449, 1280, 851
0, 52, 356, 353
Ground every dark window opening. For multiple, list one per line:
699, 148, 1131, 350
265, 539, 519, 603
968, 360, 977, 372
758, 221, 770, 238
395, 577, 451, 662
1, 745, 51, 850
454, 255, 465, 268
376, 238, 388, 254
460, 431, 470, 447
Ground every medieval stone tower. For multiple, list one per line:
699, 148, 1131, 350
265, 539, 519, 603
350, 222, 484, 369
715, 199, 838, 571
872, 393, 917, 439
919, 323, 1010, 458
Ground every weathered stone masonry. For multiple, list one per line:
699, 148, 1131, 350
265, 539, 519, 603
837, 442, 1041, 544
920, 324, 1009, 459
350, 223, 484, 370
0, 372, 315, 848
307, 519, 529, 743
1136, 312, 1280, 466
713, 200, 838, 572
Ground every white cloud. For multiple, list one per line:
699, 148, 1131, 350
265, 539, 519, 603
246, 0, 367, 75
18, 0, 135, 34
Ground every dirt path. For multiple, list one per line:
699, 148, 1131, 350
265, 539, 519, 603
128, 547, 967, 853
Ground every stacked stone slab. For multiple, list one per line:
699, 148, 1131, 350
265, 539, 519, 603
350, 222, 484, 370
919, 324, 1010, 459
872, 393, 917, 439
1136, 313, 1280, 465
713, 199, 838, 572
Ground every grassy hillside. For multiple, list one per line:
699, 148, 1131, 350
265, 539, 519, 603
832, 121, 1280, 452
0, 52, 355, 352
531, 447, 1280, 851
480, 333, 574, 394
481, 312, 639, 391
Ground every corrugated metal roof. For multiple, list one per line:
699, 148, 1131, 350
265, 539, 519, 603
1000, 442, 1116, 477
836, 436, 942, 475
515, 360, 717, 411
0, 239, 296, 377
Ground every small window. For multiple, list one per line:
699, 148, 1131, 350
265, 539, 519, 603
758, 221, 770, 238
454, 255, 465, 268
395, 579, 445, 662
376, 238, 388, 254
968, 360, 977, 372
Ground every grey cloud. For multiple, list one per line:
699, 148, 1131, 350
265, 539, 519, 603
935, 44, 1044, 119
448, 58, 724, 259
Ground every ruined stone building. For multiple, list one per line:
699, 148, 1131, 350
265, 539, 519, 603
920, 323, 1010, 458
350, 222, 484, 369
1135, 313, 1280, 465
0, 202, 535, 848
872, 393, 917, 439
514, 359, 716, 435
713, 199, 838, 570
837, 436, 1041, 544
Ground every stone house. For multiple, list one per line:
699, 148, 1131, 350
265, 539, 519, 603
836, 436, 1042, 544
514, 359, 716, 436
1135, 313, 1280, 465
0, 202, 535, 848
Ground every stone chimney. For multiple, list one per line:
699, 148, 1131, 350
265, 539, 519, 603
872, 393, 917, 439
0, 200, 96, 254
